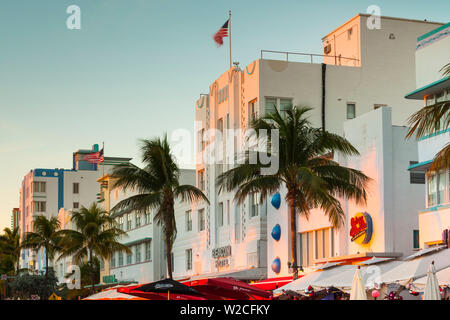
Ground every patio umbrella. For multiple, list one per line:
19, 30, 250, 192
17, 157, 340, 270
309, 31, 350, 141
125, 278, 206, 300
350, 266, 367, 300
182, 277, 272, 300
423, 262, 441, 300
83, 289, 148, 300
250, 276, 293, 291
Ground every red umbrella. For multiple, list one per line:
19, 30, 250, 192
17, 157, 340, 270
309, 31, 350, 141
124, 290, 207, 300
249, 276, 294, 291
182, 277, 273, 300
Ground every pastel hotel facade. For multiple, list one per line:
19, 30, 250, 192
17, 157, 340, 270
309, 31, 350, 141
18, 144, 131, 274
405, 22, 450, 249
171, 15, 444, 280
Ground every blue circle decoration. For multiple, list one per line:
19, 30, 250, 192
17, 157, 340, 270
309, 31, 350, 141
271, 224, 281, 241
271, 257, 281, 274
271, 193, 281, 209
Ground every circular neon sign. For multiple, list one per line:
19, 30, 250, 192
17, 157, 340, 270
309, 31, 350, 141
349, 212, 373, 244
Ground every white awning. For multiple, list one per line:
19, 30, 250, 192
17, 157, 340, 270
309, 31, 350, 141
382, 248, 450, 285
404, 245, 446, 261
313, 262, 340, 270
414, 266, 450, 287
275, 260, 403, 294
356, 257, 395, 265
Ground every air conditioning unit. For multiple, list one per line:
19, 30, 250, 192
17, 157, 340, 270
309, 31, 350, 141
324, 44, 332, 54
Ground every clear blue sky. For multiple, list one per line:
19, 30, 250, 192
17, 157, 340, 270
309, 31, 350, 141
0, 0, 449, 229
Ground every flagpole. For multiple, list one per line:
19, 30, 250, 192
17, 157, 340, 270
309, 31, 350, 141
229, 10, 232, 69
102, 141, 105, 177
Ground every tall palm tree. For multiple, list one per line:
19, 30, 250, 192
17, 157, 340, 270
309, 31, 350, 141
217, 106, 370, 279
110, 135, 209, 279
0, 227, 21, 275
58, 203, 130, 293
406, 62, 450, 170
21, 216, 65, 288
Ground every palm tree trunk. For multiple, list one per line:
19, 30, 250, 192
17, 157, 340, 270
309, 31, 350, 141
290, 197, 298, 280
44, 246, 49, 299
166, 236, 173, 279
89, 249, 95, 294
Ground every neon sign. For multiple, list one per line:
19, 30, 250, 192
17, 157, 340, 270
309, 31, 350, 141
349, 212, 373, 244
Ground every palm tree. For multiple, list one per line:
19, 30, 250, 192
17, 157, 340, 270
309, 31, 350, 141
58, 203, 130, 293
21, 216, 65, 289
406, 62, 450, 170
217, 106, 370, 279
0, 227, 21, 275
110, 135, 209, 279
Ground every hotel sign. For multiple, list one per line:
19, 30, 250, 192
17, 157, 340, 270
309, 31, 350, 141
349, 212, 373, 244
212, 245, 232, 269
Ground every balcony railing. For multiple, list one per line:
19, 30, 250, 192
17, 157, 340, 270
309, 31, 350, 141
260, 50, 360, 64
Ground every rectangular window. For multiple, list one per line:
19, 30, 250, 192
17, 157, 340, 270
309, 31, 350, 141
144, 211, 151, 225
127, 214, 132, 230
218, 202, 224, 227
198, 208, 205, 231
135, 213, 141, 228
427, 173, 438, 207
250, 193, 259, 217
347, 103, 356, 119
438, 171, 446, 204
265, 97, 277, 115
135, 245, 141, 263
73, 202, 79, 209
73, 183, 79, 194
118, 216, 124, 230
186, 249, 192, 271
198, 170, 205, 191
198, 128, 206, 152
300, 228, 334, 267
409, 161, 425, 184
226, 200, 230, 226
280, 99, 292, 118
249, 99, 258, 125
413, 230, 420, 249
33, 181, 46, 193
186, 210, 192, 231
127, 251, 132, 265
145, 241, 152, 261
110, 253, 116, 268
33, 201, 46, 213
118, 252, 124, 266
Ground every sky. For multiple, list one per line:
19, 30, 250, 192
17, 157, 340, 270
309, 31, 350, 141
0, 0, 449, 229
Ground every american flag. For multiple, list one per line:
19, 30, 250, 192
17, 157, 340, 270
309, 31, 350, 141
83, 148, 104, 164
213, 19, 229, 46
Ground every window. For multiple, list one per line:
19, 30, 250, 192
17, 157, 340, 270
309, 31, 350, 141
186, 249, 192, 271
127, 214, 132, 230
118, 252, 124, 266
135, 213, 141, 228
144, 211, 151, 225
347, 103, 356, 119
280, 99, 292, 118
438, 171, 446, 205
426, 171, 448, 207
33, 181, 46, 193
250, 193, 259, 217
198, 208, 205, 231
198, 128, 206, 152
186, 210, 192, 231
135, 245, 141, 263
249, 99, 258, 124
413, 230, 420, 250
118, 216, 124, 230
409, 161, 425, 184
33, 201, 46, 213
73, 183, 79, 194
110, 253, 116, 268
198, 170, 205, 191
299, 228, 335, 267
145, 241, 152, 261
73, 202, 79, 209
127, 251, 132, 265
218, 202, 224, 227
226, 200, 230, 226
265, 97, 277, 115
